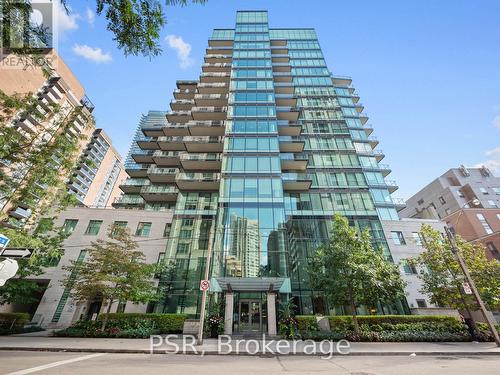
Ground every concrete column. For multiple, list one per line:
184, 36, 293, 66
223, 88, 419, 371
267, 292, 277, 336
224, 293, 234, 335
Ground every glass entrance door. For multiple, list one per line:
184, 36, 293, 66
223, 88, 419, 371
239, 300, 261, 332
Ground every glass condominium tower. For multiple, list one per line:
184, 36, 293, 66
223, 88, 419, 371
116, 11, 406, 335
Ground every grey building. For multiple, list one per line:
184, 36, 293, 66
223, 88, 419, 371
1, 207, 174, 329
380, 218, 458, 315
400, 166, 500, 220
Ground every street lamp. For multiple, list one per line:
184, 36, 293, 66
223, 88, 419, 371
446, 198, 500, 346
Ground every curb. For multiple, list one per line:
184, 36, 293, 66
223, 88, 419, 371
1, 347, 499, 356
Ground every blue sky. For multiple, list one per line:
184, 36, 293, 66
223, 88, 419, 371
53, 0, 500, 199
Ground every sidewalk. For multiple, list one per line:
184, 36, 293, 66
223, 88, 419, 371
0, 336, 499, 356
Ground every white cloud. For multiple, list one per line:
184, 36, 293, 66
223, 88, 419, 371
474, 147, 500, 173
54, 0, 79, 33
493, 115, 500, 130
85, 8, 95, 26
72, 44, 112, 64
165, 35, 194, 69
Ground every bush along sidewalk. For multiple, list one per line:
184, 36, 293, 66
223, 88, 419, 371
54, 313, 187, 338
0, 313, 44, 336
295, 315, 499, 342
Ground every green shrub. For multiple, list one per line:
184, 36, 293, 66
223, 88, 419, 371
296, 315, 320, 333
0, 313, 30, 329
98, 313, 187, 334
326, 315, 470, 342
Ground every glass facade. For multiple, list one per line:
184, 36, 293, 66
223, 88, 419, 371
116, 11, 406, 322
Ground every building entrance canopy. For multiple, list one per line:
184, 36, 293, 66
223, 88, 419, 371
210, 277, 291, 293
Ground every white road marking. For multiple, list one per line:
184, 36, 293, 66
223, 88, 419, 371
4, 353, 107, 375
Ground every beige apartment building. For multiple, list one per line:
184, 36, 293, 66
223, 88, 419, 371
0, 49, 95, 227
70, 129, 127, 208
0, 206, 174, 328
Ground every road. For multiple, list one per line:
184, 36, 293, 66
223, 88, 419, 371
0, 351, 499, 375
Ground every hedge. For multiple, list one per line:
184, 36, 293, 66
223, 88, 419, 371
296, 315, 320, 333
97, 313, 188, 334
0, 313, 30, 329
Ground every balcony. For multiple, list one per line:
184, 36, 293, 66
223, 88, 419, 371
197, 82, 228, 94
280, 154, 308, 171
112, 195, 145, 208
142, 126, 165, 137
368, 136, 379, 148
8, 206, 32, 220
170, 99, 194, 111
125, 165, 149, 178
273, 72, 292, 83
276, 107, 300, 122
166, 110, 192, 124
282, 173, 312, 191
176, 172, 221, 191
368, 180, 399, 193
204, 54, 232, 63
163, 124, 189, 136
147, 166, 178, 183
140, 185, 179, 202
373, 149, 385, 162
272, 63, 291, 73
206, 46, 233, 55
275, 95, 297, 107
279, 137, 305, 153
200, 72, 231, 83
359, 113, 369, 125
194, 93, 228, 107
331, 75, 352, 86
132, 150, 154, 164
271, 55, 289, 64
152, 151, 181, 167
188, 120, 225, 136
208, 39, 233, 47
173, 88, 196, 100
273, 83, 294, 95
157, 136, 186, 151
271, 45, 288, 55
191, 106, 227, 121
136, 139, 159, 150
278, 122, 302, 137
201, 62, 232, 72
364, 125, 374, 136
363, 163, 391, 177
184, 136, 223, 153
375, 198, 406, 212
180, 153, 222, 171
119, 179, 150, 194
176, 80, 198, 90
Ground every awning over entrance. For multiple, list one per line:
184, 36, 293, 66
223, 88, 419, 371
210, 277, 291, 293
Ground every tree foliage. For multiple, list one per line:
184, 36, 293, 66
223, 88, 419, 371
62, 225, 161, 330
2, 0, 207, 58
0, 218, 69, 304
307, 215, 406, 333
412, 224, 500, 312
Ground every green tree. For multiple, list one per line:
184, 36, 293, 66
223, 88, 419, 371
308, 214, 406, 334
412, 225, 500, 328
0, 218, 69, 304
62, 225, 161, 330
1, 0, 207, 58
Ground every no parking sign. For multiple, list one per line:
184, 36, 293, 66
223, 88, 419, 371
199, 279, 210, 291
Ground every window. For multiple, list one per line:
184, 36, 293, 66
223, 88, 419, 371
457, 190, 464, 198
476, 214, 493, 234
417, 199, 424, 205
163, 223, 172, 237
177, 243, 189, 254
85, 220, 102, 235
486, 243, 499, 260
401, 260, 417, 274
391, 231, 406, 245
497, 214, 500, 221
62, 219, 78, 235
488, 200, 498, 208
135, 222, 152, 237
438, 196, 446, 205
416, 299, 427, 308
111, 221, 128, 236
412, 232, 423, 246
492, 187, 500, 195
480, 187, 488, 195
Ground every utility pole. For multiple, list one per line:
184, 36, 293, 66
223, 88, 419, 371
444, 226, 500, 347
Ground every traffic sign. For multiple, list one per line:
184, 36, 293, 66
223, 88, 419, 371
463, 282, 473, 295
200, 279, 210, 291
0, 248, 33, 258
0, 234, 10, 251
